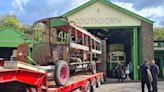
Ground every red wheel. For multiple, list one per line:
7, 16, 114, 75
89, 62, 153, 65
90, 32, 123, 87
54, 60, 70, 86
90, 61, 96, 74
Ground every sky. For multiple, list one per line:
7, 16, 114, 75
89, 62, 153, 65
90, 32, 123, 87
0, 0, 164, 27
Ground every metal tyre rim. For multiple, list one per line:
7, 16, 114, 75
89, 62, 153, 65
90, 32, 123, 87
54, 60, 70, 86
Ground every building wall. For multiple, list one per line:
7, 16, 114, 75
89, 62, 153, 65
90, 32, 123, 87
141, 21, 154, 62
67, 1, 141, 27
66, 1, 153, 63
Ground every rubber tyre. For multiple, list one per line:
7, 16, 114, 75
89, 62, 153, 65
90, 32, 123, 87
85, 81, 91, 92
91, 78, 96, 92
54, 60, 70, 86
90, 61, 96, 74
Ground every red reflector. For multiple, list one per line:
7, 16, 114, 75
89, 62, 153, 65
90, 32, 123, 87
0, 58, 4, 66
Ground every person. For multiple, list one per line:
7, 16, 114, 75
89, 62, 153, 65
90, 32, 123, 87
139, 60, 152, 92
128, 62, 133, 80
116, 62, 125, 82
150, 60, 159, 92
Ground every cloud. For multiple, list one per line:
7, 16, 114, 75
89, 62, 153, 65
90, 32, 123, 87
111, 0, 164, 10
10, 0, 89, 24
112, 1, 164, 26
1, 0, 162, 26
113, 2, 164, 18
12, 0, 29, 11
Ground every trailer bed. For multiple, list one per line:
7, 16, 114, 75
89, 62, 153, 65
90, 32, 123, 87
0, 67, 104, 92
47, 73, 103, 92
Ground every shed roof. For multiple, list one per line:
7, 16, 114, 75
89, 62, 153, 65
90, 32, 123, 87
63, 0, 153, 24
0, 27, 32, 47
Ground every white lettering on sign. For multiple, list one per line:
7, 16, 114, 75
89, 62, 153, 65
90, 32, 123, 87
75, 17, 122, 25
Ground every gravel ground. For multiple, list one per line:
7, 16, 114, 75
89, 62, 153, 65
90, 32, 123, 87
95, 80, 164, 92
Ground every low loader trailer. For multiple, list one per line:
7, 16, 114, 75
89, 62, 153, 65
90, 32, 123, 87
0, 61, 105, 92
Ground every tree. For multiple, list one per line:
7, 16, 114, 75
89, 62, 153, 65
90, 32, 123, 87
22, 24, 33, 36
154, 27, 164, 41
0, 15, 21, 29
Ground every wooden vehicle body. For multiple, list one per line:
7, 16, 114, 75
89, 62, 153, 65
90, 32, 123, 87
32, 18, 102, 64
16, 17, 102, 86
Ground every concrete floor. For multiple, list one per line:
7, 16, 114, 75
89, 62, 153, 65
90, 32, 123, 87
95, 80, 164, 92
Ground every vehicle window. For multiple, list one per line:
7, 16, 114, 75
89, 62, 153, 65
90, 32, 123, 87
56, 30, 69, 43
111, 56, 117, 61
33, 22, 49, 44
118, 56, 124, 61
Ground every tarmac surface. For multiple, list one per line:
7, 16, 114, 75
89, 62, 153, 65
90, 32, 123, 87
95, 79, 164, 92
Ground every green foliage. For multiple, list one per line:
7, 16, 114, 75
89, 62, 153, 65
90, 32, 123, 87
0, 15, 21, 29
22, 24, 33, 36
154, 27, 164, 41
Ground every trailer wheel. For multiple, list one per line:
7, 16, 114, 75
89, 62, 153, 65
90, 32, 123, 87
96, 77, 101, 87
90, 61, 96, 74
54, 60, 70, 86
85, 81, 91, 92
101, 75, 105, 84
91, 78, 96, 91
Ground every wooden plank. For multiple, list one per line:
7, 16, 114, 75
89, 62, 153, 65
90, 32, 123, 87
69, 23, 101, 43
92, 49, 102, 54
3, 61, 47, 73
70, 42, 89, 51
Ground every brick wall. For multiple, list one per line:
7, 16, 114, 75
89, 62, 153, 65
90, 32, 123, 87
140, 21, 154, 62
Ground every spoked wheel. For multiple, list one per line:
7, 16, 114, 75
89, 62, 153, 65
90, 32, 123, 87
96, 77, 101, 87
90, 61, 96, 74
91, 78, 96, 92
85, 81, 91, 92
54, 60, 70, 86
